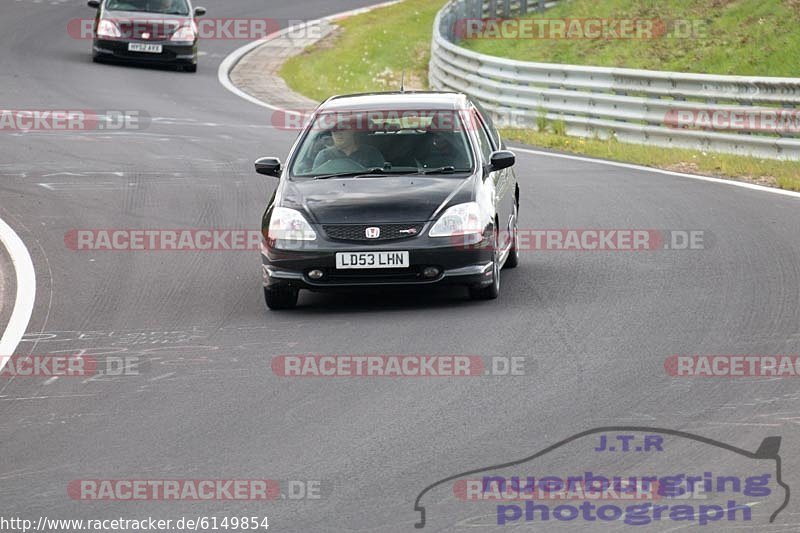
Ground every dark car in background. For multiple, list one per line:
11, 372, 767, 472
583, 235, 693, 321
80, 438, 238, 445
88, 0, 206, 72
255, 91, 520, 310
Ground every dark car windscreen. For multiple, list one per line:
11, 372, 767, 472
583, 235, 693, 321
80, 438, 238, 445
105, 0, 190, 15
290, 110, 476, 178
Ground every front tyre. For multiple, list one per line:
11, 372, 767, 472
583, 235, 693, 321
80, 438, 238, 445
469, 229, 500, 300
264, 286, 299, 310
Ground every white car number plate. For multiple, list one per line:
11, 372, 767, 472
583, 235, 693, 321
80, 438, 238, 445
128, 43, 163, 53
335, 251, 409, 269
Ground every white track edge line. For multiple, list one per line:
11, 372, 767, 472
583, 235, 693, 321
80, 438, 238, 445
0, 216, 36, 372
218, 1, 401, 111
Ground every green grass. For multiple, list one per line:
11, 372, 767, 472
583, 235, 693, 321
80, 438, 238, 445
279, 0, 447, 102
278, 0, 800, 191
501, 127, 800, 191
463, 0, 800, 76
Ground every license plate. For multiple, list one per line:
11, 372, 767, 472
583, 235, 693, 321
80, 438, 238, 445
335, 251, 409, 269
128, 43, 163, 53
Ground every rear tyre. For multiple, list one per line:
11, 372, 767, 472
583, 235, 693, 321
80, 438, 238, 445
264, 287, 299, 310
185, 63, 197, 73
504, 202, 519, 269
469, 229, 500, 300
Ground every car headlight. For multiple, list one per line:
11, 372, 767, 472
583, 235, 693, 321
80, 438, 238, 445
268, 207, 317, 242
170, 22, 197, 42
96, 20, 122, 38
429, 202, 484, 237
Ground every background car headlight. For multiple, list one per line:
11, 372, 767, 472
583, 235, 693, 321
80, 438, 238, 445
268, 207, 317, 242
428, 202, 484, 237
170, 22, 197, 42
96, 20, 122, 38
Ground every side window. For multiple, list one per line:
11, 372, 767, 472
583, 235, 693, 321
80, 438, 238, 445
472, 110, 494, 163
471, 100, 502, 147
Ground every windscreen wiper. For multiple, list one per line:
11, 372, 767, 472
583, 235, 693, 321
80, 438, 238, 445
313, 168, 417, 180
418, 166, 461, 175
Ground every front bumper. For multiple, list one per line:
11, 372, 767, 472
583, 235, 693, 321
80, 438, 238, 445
261, 232, 495, 291
93, 38, 197, 64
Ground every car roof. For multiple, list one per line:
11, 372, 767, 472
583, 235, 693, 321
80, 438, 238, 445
318, 91, 471, 112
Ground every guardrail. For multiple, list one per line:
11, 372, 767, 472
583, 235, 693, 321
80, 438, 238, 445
430, 0, 800, 159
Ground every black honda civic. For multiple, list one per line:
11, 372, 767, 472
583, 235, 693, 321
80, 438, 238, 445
88, 0, 205, 72
256, 92, 520, 310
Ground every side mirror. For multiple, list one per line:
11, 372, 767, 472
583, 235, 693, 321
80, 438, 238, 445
87, 0, 100, 8
194, 6, 206, 16
255, 157, 281, 178
489, 150, 515, 172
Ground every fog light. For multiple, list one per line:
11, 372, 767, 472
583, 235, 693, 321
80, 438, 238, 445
423, 266, 440, 278
308, 269, 324, 280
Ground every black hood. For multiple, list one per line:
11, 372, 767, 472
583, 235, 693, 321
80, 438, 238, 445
281, 175, 474, 224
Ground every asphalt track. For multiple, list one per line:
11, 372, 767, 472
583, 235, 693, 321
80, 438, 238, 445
1, 1, 799, 531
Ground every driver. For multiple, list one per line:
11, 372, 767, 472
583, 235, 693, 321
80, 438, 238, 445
313, 115, 385, 169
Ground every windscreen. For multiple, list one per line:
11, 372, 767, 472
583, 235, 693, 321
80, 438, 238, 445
289, 110, 475, 177
105, 0, 190, 15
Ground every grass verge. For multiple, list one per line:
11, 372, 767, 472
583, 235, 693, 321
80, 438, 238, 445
463, 0, 800, 77
279, 0, 447, 102
278, 0, 800, 192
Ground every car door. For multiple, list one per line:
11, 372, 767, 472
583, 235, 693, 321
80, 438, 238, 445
471, 107, 515, 258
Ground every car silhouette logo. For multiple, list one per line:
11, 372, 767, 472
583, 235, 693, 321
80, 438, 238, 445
142, 32, 151, 39
413, 426, 790, 528
365, 227, 380, 239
